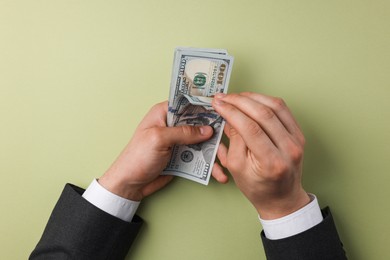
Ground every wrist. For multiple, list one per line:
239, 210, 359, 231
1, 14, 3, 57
98, 173, 143, 201
83, 179, 140, 222
256, 189, 311, 220
259, 193, 323, 239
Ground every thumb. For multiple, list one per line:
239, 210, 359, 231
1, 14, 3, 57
160, 125, 213, 146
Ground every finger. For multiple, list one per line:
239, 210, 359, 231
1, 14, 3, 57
240, 92, 305, 145
226, 124, 247, 161
141, 175, 174, 198
212, 163, 229, 184
213, 96, 277, 158
214, 93, 292, 150
156, 125, 213, 147
223, 123, 232, 138
139, 101, 169, 129
217, 143, 228, 168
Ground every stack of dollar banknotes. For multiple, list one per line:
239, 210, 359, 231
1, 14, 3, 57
162, 47, 234, 185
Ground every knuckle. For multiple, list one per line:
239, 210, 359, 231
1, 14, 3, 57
289, 143, 304, 163
150, 101, 168, 114
180, 125, 196, 136
229, 125, 240, 137
247, 121, 264, 137
256, 106, 274, 120
271, 97, 286, 111
266, 159, 289, 182
150, 103, 162, 112
148, 128, 164, 146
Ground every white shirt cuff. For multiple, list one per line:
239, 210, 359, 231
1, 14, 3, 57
82, 179, 140, 222
259, 194, 323, 240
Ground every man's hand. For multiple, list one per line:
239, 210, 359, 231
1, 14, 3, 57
99, 101, 214, 201
212, 92, 310, 220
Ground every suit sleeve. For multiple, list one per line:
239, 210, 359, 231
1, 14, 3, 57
261, 207, 347, 260
30, 184, 143, 260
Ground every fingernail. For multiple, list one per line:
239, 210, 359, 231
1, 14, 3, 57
213, 93, 226, 105
200, 126, 213, 135
215, 93, 226, 99
214, 99, 225, 105
213, 94, 226, 105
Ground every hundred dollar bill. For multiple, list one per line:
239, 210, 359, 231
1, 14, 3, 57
162, 48, 234, 185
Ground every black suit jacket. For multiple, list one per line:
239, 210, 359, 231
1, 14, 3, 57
261, 207, 346, 259
30, 184, 142, 259
30, 184, 346, 259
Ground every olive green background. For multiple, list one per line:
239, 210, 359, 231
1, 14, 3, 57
1, 1, 389, 259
